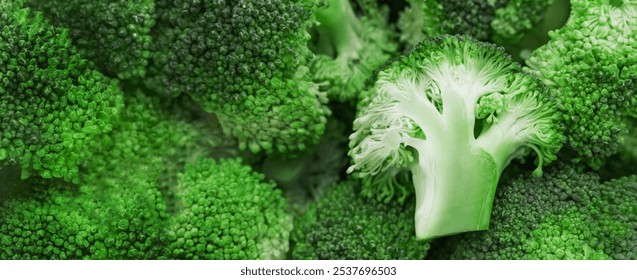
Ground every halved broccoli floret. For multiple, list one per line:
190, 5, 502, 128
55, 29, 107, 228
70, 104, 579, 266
348, 35, 563, 239
292, 180, 430, 259
430, 165, 637, 260
526, 0, 637, 168
0, 1, 123, 183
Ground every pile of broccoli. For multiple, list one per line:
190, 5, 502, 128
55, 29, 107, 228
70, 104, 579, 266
1, 0, 635, 260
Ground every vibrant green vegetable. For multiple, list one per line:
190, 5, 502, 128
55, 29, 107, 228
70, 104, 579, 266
147, 0, 329, 155
25, 0, 155, 79
0, 0, 634, 261
526, 0, 637, 168
0, 174, 167, 259
163, 158, 292, 260
348, 35, 563, 239
0, 1, 123, 183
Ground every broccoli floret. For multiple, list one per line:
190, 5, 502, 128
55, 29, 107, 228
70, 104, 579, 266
348, 35, 563, 239
0, 175, 167, 260
163, 158, 292, 260
398, 0, 554, 48
0, 1, 123, 183
292, 180, 430, 259
526, 0, 637, 168
430, 165, 637, 260
310, 0, 397, 102
147, 0, 329, 155
25, 0, 155, 79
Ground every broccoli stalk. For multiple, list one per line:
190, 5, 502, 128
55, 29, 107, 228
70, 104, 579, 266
311, 0, 397, 102
348, 35, 563, 239
313, 0, 363, 59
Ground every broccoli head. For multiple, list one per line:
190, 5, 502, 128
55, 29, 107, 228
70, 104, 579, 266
526, 0, 637, 168
0, 1, 123, 183
25, 0, 155, 79
147, 0, 329, 155
348, 35, 563, 239
292, 180, 430, 260
163, 158, 293, 260
430, 165, 637, 260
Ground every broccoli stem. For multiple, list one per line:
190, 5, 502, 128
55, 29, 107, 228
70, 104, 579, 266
314, 0, 363, 60
397, 79, 502, 239
411, 145, 500, 240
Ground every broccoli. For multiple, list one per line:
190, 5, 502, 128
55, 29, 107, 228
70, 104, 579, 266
147, 0, 329, 155
348, 35, 563, 239
1, 0, 635, 261
83, 88, 239, 212
0, 174, 167, 260
310, 0, 397, 102
429, 165, 637, 260
0, 1, 123, 184
292, 180, 430, 260
526, 0, 637, 168
398, 0, 554, 48
163, 158, 292, 260
25, 0, 155, 79
0, 89, 258, 260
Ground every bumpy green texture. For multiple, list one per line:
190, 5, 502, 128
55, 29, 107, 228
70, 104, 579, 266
147, 0, 328, 154
292, 181, 430, 259
25, 0, 155, 79
163, 158, 292, 260
348, 35, 563, 239
430, 165, 637, 260
398, 0, 553, 48
0, 2, 123, 183
526, 0, 637, 168
84, 89, 238, 211
310, 0, 397, 102
0, 89, 244, 260
0, 175, 167, 260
